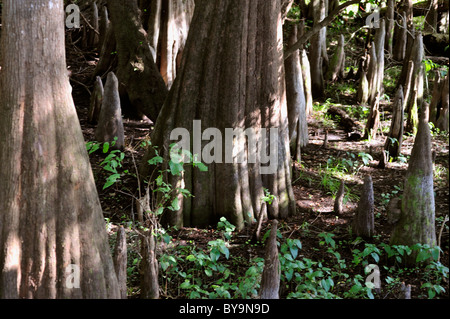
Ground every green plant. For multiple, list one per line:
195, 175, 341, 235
217, 217, 236, 241
358, 152, 373, 166
86, 137, 127, 190
261, 188, 276, 205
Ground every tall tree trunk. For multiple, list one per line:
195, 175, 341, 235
404, 33, 424, 134
325, 34, 345, 82
107, 0, 168, 122
140, 0, 297, 230
285, 24, 309, 161
385, 0, 395, 55
384, 86, 405, 161
300, 49, 314, 116
0, 0, 120, 298
156, 0, 195, 89
309, 0, 327, 99
436, 74, 449, 131
390, 115, 436, 265
393, 10, 407, 61
425, 0, 439, 32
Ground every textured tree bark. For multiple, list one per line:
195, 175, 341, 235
140, 0, 296, 230
385, 0, 395, 55
357, 70, 370, 105
95, 72, 125, 150
404, 34, 424, 134
436, 74, 449, 131
0, 0, 120, 299
366, 45, 378, 107
429, 70, 442, 125
89, 1, 100, 48
425, 0, 439, 32
384, 86, 405, 161
285, 24, 309, 161
93, 21, 117, 79
309, 0, 327, 99
390, 116, 436, 265
352, 175, 375, 238
373, 19, 385, 104
300, 49, 314, 116
393, 11, 407, 61
363, 94, 381, 141
260, 220, 280, 299
140, 228, 159, 299
156, 0, 195, 89
113, 226, 128, 299
98, 4, 109, 50
107, 0, 168, 122
326, 34, 345, 82
88, 76, 104, 124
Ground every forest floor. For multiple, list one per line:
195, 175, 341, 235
67, 36, 449, 300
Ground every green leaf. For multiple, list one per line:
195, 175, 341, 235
148, 156, 163, 165
180, 280, 191, 289
103, 142, 110, 153
285, 269, 294, 282
169, 160, 184, 176
371, 252, 380, 263
416, 249, 431, 263
219, 245, 230, 259
290, 247, 298, 259
210, 249, 221, 263
170, 198, 180, 211
186, 255, 196, 262
103, 174, 121, 189
204, 268, 213, 277
194, 162, 208, 172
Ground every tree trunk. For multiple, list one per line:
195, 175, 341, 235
363, 93, 381, 141
393, 10, 407, 61
425, 0, 439, 32
366, 44, 378, 107
300, 49, 314, 116
113, 226, 128, 299
309, 0, 327, 99
107, 0, 168, 122
140, 0, 297, 230
374, 19, 385, 103
285, 24, 309, 161
384, 86, 405, 160
260, 220, 280, 299
326, 34, 345, 82
390, 116, 436, 265
95, 72, 125, 150
404, 34, 425, 135
357, 70, 370, 105
0, 0, 120, 299
140, 227, 159, 299
436, 74, 449, 131
352, 175, 375, 238
146, 0, 162, 62
385, 0, 395, 55
93, 21, 117, 79
155, 0, 195, 89
98, 4, 109, 50
429, 70, 442, 125
88, 76, 104, 124
89, 1, 100, 48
